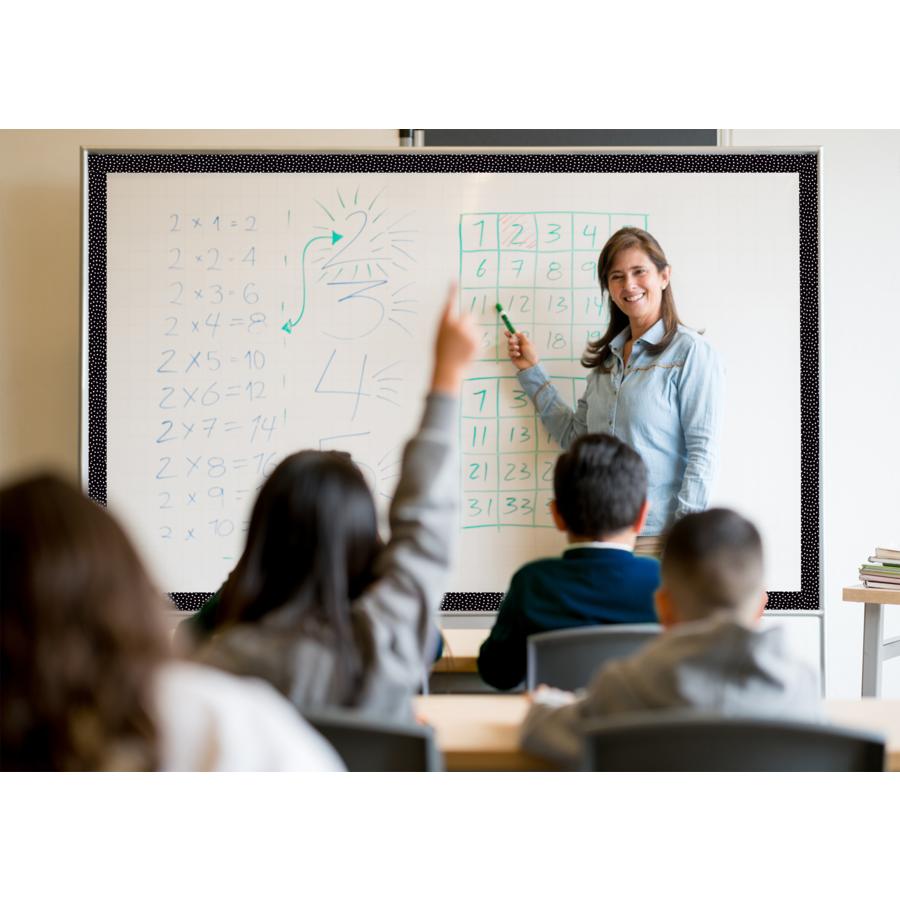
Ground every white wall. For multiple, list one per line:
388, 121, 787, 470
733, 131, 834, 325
733, 130, 900, 699
0, 129, 398, 484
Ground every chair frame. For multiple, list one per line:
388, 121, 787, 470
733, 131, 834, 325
301, 707, 444, 772
526, 623, 663, 691
579, 709, 886, 772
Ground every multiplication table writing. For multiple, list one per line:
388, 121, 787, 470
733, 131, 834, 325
105, 173, 421, 592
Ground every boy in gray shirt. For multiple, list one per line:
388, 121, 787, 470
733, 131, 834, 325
519, 509, 828, 769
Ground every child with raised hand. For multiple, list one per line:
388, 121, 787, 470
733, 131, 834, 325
477, 433, 659, 691
0, 474, 345, 772
194, 286, 477, 720
519, 508, 828, 769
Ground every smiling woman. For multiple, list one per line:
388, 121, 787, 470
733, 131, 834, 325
505, 228, 726, 554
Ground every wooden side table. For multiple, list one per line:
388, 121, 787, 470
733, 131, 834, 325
843, 584, 900, 697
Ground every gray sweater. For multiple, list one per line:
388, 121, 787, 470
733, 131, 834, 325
520, 615, 829, 769
197, 392, 458, 721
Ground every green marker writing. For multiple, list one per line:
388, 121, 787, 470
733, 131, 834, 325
495, 302, 517, 335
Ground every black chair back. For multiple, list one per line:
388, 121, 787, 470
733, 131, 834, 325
581, 711, 886, 771
526, 623, 662, 691
302, 708, 443, 772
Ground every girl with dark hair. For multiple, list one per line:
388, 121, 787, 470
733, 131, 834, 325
191, 289, 477, 719
505, 227, 725, 555
0, 475, 344, 771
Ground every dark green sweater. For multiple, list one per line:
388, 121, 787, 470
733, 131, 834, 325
477, 547, 660, 690
176, 591, 222, 648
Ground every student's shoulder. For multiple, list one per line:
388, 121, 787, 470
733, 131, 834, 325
511, 556, 568, 581
154, 660, 345, 771
630, 552, 661, 574
157, 659, 283, 710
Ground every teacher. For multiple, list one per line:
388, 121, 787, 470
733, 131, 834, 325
506, 227, 725, 555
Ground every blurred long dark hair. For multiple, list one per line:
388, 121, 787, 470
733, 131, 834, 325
582, 227, 695, 372
1, 475, 168, 771
213, 450, 381, 704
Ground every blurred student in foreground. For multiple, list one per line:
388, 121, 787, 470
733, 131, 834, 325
519, 508, 827, 769
0, 475, 344, 771
191, 288, 477, 720
477, 434, 659, 690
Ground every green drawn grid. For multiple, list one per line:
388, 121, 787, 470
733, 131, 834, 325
458, 212, 650, 254
460, 212, 647, 364
457, 211, 646, 530
459, 375, 586, 531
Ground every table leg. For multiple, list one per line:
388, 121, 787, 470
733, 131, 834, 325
861, 603, 884, 697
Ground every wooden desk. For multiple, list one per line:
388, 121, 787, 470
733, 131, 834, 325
843, 584, 900, 696
826, 700, 900, 770
413, 695, 555, 770
431, 629, 490, 673
412, 695, 900, 772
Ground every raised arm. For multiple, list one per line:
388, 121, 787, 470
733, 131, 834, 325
674, 339, 726, 521
506, 330, 588, 450
357, 287, 476, 681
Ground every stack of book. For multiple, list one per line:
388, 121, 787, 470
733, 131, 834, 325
859, 547, 900, 590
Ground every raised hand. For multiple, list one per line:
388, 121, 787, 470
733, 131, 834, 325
432, 284, 477, 395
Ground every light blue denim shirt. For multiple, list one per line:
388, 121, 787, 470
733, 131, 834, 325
517, 319, 726, 536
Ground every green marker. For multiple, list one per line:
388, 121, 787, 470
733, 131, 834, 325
496, 302, 517, 335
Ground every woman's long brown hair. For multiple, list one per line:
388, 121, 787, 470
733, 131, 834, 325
582, 227, 695, 371
1, 474, 169, 771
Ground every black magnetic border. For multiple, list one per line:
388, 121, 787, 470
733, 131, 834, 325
87, 152, 820, 611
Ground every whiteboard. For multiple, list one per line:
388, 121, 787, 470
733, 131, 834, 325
83, 150, 821, 610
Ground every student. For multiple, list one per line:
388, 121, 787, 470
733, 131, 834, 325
477, 434, 660, 691
0, 474, 345, 772
519, 508, 828, 768
193, 289, 476, 720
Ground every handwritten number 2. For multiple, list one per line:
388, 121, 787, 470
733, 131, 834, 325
157, 350, 177, 373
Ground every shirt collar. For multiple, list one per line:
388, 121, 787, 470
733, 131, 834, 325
638, 317, 667, 345
564, 541, 634, 553
610, 326, 630, 353
610, 317, 667, 357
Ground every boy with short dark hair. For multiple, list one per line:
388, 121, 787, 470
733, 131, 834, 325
477, 434, 659, 691
519, 508, 828, 768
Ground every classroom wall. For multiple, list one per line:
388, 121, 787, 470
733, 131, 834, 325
732, 129, 900, 699
0, 129, 397, 485
3, 128, 897, 699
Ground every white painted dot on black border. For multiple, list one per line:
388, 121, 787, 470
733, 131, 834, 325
87, 153, 820, 612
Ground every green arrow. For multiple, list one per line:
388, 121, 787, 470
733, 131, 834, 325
282, 231, 343, 334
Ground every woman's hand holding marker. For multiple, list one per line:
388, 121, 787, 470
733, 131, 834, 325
505, 325, 540, 372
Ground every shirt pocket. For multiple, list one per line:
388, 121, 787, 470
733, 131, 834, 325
623, 362, 683, 444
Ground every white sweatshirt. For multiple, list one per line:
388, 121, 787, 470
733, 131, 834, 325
154, 661, 345, 772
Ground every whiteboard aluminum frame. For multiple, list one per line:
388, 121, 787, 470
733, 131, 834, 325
80, 146, 824, 647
